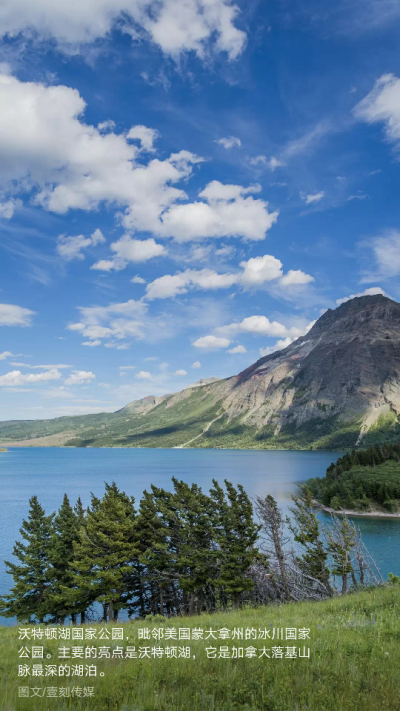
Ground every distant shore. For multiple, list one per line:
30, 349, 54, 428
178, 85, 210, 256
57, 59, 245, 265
313, 499, 400, 519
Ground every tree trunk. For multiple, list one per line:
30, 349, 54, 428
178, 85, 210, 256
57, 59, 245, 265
160, 588, 164, 616
342, 576, 346, 594
113, 608, 118, 621
71, 613, 76, 624
108, 600, 113, 622
81, 611, 86, 624
103, 604, 108, 622
189, 594, 195, 616
59, 616, 65, 625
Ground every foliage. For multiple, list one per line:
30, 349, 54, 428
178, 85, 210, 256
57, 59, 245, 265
307, 443, 400, 511
0, 586, 399, 710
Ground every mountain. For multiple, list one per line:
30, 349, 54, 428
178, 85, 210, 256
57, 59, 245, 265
2, 294, 400, 450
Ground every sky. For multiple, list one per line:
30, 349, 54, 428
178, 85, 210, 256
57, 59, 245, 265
1, 0, 400, 420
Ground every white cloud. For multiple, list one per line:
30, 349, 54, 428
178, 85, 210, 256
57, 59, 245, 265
191, 361, 201, 368
98, 120, 116, 132
362, 230, 400, 280
280, 270, 315, 286
354, 74, 400, 149
217, 315, 313, 340
215, 136, 241, 149
301, 191, 325, 205
136, 370, 152, 380
0, 351, 12, 360
0, 1, 246, 60
57, 228, 105, 260
0, 75, 279, 246
348, 194, 369, 201
127, 125, 159, 152
131, 275, 146, 284
91, 235, 166, 271
0, 368, 61, 386
67, 299, 147, 345
336, 286, 388, 306
64, 370, 96, 385
0, 303, 35, 326
145, 268, 238, 299
249, 155, 285, 170
240, 254, 283, 285
11, 363, 72, 369
82, 340, 101, 347
193, 335, 230, 349
158, 181, 278, 243
259, 337, 294, 356
119, 365, 137, 370
145, 256, 313, 299
175, 369, 188, 375
227, 344, 246, 353
0, 198, 21, 218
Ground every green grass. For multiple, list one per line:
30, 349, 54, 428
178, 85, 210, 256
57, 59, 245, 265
1, 586, 399, 710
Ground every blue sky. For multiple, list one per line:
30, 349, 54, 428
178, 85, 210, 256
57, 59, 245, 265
1, 0, 400, 420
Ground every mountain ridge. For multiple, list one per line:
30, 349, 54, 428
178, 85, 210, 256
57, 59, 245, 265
2, 294, 400, 450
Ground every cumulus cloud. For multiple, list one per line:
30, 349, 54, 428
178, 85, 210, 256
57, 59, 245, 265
136, 370, 152, 380
82, 340, 101, 347
215, 136, 241, 149
67, 298, 147, 346
354, 74, 400, 149
240, 254, 283, 285
191, 361, 201, 368
127, 125, 159, 152
144, 256, 314, 300
145, 268, 238, 299
280, 270, 315, 286
158, 181, 278, 243
131, 275, 146, 284
0, 0, 246, 60
91, 235, 166, 271
259, 337, 294, 356
0, 74, 278, 247
175, 369, 188, 375
0, 303, 35, 326
64, 370, 96, 385
227, 344, 246, 353
192, 335, 230, 349
217, 315, 314, 340
57, 229, 105, 261
0, 368, 61, 387
301, 191, 325, 205
0, 351, 12, 360
336, 286, 388, 305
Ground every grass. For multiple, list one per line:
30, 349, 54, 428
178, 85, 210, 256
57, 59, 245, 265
1, 586, 399, 710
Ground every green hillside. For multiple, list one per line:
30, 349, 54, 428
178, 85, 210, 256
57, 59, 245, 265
307, 444, 400, 512
0, 586, 398, 710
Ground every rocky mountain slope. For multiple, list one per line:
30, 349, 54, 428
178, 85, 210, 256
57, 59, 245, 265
2, 294, 400, 450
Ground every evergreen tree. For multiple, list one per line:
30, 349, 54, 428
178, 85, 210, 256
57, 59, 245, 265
210, 480, 260, 608
69, 483, 138, 621
255, 495, 290, 601
288, 485, 333, 596
48, 494, 81, 624
0, 496, 54, 623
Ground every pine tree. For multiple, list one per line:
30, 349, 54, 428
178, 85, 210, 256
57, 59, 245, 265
69, 483, 138, 621
210, 480, 260, 608
255, 495, 291, 601
288, 485, 333, 597
0, 496, 54, 623
48, 494, 81, 624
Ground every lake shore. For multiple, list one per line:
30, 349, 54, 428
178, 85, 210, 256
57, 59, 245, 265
313, 499, 400, 519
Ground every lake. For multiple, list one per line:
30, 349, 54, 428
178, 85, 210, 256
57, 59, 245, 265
1, 447, 399, 625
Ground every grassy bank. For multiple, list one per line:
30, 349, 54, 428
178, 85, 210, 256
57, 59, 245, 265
1, 586, 399, 710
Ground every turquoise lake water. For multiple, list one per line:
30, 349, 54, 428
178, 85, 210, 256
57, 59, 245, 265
0, 447, 399, 625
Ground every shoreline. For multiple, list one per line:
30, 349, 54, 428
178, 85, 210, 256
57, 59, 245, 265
313, 499, 400, 520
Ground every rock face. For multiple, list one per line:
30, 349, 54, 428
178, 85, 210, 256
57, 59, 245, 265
211, 295, 400, 447
2, 295, 400, 450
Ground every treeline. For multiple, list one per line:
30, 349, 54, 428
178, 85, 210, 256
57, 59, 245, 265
308, 443, 400, 512
0, 480, 383, 625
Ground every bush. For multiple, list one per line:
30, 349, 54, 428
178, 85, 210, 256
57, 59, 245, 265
383, 499, 398, 513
